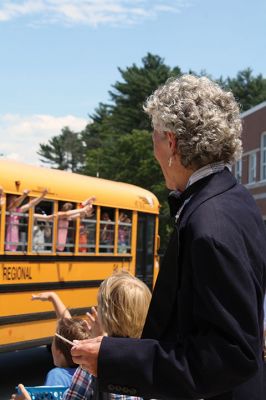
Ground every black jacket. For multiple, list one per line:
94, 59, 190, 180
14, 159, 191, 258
98, 169, 266, 399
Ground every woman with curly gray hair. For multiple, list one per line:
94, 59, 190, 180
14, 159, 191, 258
71, 75, 266, 400
144, 74, 242, 189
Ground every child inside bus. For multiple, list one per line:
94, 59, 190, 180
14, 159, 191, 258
56, 202, 73, 251
32, 210, 56, 252
32, 220, 52, 251
0, 185, 5, 207
118, 212, 131, 253
56, 197, 95, 252
5, 188, 48, 251
100, 211, 113, 252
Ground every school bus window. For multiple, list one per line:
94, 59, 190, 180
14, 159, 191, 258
118, 210, 132, 254
5, 194, 29, 252
33, 200, 54, 253
0, 187, 5, 247
56, 201, 76, 253
146, 215, 156, 275
78, 213, 96, 253
100, 208, 115, 253
136, 213, 156, 289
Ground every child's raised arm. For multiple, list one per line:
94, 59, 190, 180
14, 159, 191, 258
20, 188, 48, 213
32, 291, 71, 319
7, 189, 30, 211
86, 306, 105, 338
0, 186, 5, 207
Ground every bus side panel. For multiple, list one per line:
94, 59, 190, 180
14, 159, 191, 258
0, 258, 132, 352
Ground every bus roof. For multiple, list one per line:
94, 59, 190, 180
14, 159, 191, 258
0, 160, 160, 213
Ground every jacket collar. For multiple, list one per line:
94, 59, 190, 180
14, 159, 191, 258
178, 168, 237, 229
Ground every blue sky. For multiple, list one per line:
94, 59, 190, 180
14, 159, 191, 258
0, 0, 265, 165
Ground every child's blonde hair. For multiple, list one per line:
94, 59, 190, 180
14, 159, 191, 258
97, 271, 151, 338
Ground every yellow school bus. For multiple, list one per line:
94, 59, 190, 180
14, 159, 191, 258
0, 160, 160, 353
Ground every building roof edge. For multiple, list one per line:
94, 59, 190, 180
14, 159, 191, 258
241, 101, 266, 118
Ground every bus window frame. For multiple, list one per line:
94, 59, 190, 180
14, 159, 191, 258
117, 209, 133, 255
1, 197, 136, 258
31, 199, 55, 254
0, 191, 6, 254
77, 212, 97, 254
56, 200, 78, 254
4, 194, 34, 255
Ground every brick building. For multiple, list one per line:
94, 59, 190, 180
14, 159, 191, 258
233, 101, 266, 221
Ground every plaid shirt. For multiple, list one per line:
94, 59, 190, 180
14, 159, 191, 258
63, 367, 142, 400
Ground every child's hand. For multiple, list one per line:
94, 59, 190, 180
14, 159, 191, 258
10, 384, 31, 400
31, 292, 54, 302
81, 196, 96, 207
23, 189, 30, 196
0, 186, 5, 206
86, 307, 105, 338
83, 200, 95, 218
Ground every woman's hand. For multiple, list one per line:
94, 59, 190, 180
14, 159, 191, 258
71, 336, 103, 376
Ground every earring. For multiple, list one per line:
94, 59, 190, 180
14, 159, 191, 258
168, 157, 172, 167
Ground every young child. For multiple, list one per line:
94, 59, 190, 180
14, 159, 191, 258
32, 291, 94, 386
11, 294, 90, 400
63, 271, 151, 400
45, 317, 89, 386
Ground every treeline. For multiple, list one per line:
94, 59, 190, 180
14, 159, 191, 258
38, 53, 266, 249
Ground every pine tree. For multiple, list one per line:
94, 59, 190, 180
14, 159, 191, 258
222, 68, 266, 111
38, 127, 84, 172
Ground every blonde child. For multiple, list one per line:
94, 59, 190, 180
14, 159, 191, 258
64, 271, 151, 400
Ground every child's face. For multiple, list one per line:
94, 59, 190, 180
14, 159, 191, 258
51, 336, 66, 367
51, 337, 59, 366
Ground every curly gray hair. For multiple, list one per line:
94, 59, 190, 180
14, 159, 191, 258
144, 74, 242, 168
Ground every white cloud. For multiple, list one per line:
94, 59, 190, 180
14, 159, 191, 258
0, 113, 88, 165
0, 0, 44, 21
0, 0, 189, 26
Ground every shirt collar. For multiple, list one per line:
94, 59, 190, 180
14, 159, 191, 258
187, 161, 231, 188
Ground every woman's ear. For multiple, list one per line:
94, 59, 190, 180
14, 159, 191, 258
166, 131, 177, 155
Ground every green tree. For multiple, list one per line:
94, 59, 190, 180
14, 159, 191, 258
222, 68, 266, 111
79, 103, 116, 174
107, 53, 181, 134
83, 129, 171, 250
38, 127, 84, 172
89, 130, 160, 185
81, 54, 182, 249
83, 53, 182, 176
